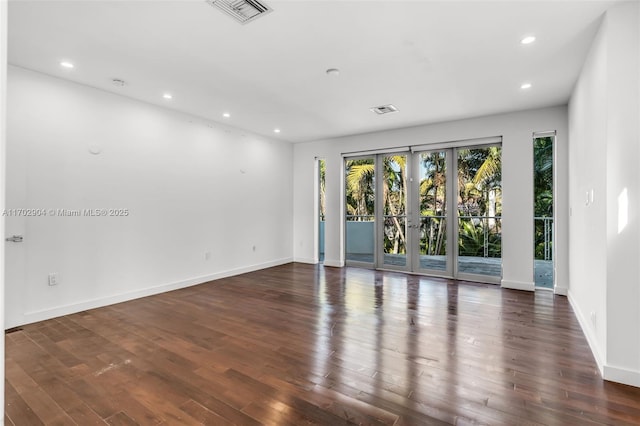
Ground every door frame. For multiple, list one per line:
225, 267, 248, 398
375, 151, 412, 273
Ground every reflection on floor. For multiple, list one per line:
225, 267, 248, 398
5, 263, 638, 425
346, 254, 554, 288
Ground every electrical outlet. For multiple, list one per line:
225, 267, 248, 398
48, 273, 59, 286
204, 251, 211, 261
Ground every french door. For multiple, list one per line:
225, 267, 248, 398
345, 144, 502, 283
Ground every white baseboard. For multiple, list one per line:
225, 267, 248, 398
18, 257, 293, 327
568, 290, 605, 376
293, 257, 317, 264
603, 365, 640, 388
567, 291, 640, 388
554, 286, 568, 296
323, 259, 344, 268
501, 279, 535, 291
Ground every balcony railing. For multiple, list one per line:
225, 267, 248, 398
458, 215, 502, 258
534, 216, 553, 261
343, 215, 503, 258
342, 216, 553, 260
345, 215, 374, 221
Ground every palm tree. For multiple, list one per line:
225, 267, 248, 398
345, 156, 408, 255
457, 147, 503, 257
419, 152, 447, 256
382, 155, 407, 254
345, 159, 374, 218
345, 148, 504, 259
473, 146, 502, 188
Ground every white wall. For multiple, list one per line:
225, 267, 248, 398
5, 66, 293, 328
568, 1, 640, 387
567, 14, 609, 370
293, 105, 569, 294
1, 0, 8, 421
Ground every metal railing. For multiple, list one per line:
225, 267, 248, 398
345, 215, 375, 221
343, 214, 503, 258
457, 216, 502, 258
534, 216, 553, 260
339, 215, 553, 263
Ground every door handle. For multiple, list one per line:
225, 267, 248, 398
5, 235, 23, 243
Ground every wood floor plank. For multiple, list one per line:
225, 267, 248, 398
105, 411, 139, 426
4, 381, 44, 426
178, 400, 235, 426
6, 263, 640, 425
16, 386, 76, 425
106, 391, 163, 426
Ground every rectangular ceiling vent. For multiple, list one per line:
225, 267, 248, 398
370, 104, 399, 115
206, 0, 273, 24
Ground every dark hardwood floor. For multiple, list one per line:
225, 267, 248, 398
5, 263, 640, 425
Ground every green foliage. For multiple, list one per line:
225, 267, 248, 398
342, 140, 554, 262
319, 159, 326, 218
345, 146, 504, 259
534, 137, 553, 217
382, 156, 407, 254
419, 152, 447, 255
420, 216, 447, 255
457, 147, 502, 217
458, 219, 502, 258
534, 219, 553, 259
345, 159, 375, 217
534, 137, 554, 260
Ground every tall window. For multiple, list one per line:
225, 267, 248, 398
318, 159, 325, 262
533, 135, 554, 288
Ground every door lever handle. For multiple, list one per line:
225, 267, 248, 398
5, 235, 23, 243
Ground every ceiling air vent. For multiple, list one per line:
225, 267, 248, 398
370, 104, 399, 115
206, 0, 273, 24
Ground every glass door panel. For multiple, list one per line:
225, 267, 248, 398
456, 146, 502, 280
345, 157, 375, 265
381, 154, 408, 269
416, 151, 449, 274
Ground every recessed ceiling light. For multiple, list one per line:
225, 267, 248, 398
223, 112, 231, 118
60, 61, 74, 69
274, 128, 281, 133
163, 93, 173, 100
521, 83, 532, 89
521, 36, 536, 45
326, 68, 340, 76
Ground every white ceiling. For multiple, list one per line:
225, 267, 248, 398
8, 0, 618, 143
